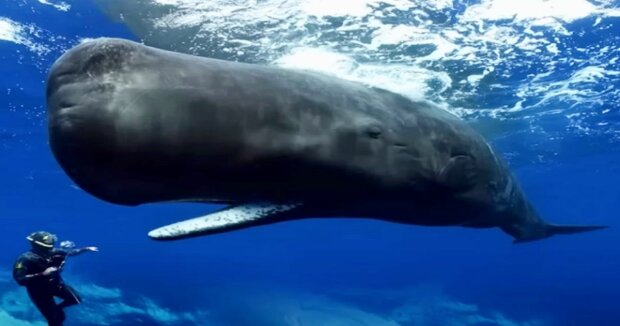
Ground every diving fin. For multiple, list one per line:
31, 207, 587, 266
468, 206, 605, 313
148, 202, 303, 241
509, 223, 608, 244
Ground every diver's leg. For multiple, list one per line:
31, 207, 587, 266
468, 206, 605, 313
27, 287, 64, 326
55, 283, 82, 309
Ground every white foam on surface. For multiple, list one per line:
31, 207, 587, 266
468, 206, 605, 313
0, 18, 20, 43
461, 0, 598, 24
0, 17, 50, 55
274, 47, 452, 102
37, 0, 71, 12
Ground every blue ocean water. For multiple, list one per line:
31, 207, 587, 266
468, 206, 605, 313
1, 1, 619, 325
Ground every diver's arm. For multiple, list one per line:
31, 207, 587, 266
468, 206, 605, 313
14, 261, 56, 285
66, 246, 99, 256
24, 267, 58, 279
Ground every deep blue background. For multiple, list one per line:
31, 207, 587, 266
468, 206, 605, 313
1, 1, 619, 325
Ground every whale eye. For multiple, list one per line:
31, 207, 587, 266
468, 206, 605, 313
366, 125, 382, 139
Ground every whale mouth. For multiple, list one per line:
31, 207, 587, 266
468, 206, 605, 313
52, 70, 76, 80
47, 69, 76, 98
47, 79, 84, 115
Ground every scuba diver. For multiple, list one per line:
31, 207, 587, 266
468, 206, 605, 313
12, 231, 99, 326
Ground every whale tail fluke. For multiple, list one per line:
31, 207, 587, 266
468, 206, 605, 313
505, 223, 608, 244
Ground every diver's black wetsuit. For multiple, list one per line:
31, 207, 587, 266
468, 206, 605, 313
13, 248, 89, 326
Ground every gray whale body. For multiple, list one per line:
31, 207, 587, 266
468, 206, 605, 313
46, 38, 605, 242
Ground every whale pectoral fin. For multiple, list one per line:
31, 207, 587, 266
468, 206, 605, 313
147, 202, 304, 241
506, 223, 608, 244
438, 155, 478, 191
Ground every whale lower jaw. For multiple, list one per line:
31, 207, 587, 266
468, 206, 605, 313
148, 202, 304, 240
